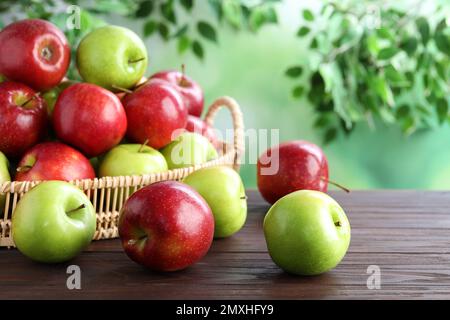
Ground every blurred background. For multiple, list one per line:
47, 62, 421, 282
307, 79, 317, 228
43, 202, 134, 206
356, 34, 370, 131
1, 0, 449, 189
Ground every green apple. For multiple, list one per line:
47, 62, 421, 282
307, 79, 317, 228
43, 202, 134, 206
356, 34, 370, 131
184, 166, 247, 238
12, 181, 96, 263
76, 25, 148, 91
99, 143, 168, 177
0, 151, 10, 213
263, 190, 351, 276
42, 80, 77, 117
161, 132, 218, 169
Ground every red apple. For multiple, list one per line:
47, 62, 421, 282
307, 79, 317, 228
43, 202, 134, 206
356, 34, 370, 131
185, 115, 218, 147
257, 140, 329, 204
0, 19, 70, 91
15, 142, 95, 182
0, 81, 47, 159
53, 83, 127, 157
150, 70, 204, 117
123, 81, 187, 149
119, 181, 214, 271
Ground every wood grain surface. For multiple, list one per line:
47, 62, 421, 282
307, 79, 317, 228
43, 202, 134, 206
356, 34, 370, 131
1, 190, 450, 300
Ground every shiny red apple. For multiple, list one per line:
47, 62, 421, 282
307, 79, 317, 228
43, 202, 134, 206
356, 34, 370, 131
0, 81, 47, 159
119, 181, 214, 271
257, 140, 329, 204
185, 115, 218, 147
0, 19, 70, 91
53, 83, 127, 157
123, 81, 187, 149
15, 142, 95, 182
150, 70, 204, 117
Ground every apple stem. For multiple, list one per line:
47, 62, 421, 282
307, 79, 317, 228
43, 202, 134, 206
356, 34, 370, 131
128, 57, 145, 64
138, 139, 149, 152
66, 204, 86, 215
179, 64, 188, 86
111, 85, 133, 94
20, 92, 41, 108
321, 177, 350, 193
16, 165, 33, 173
335, 221, 342, 227
240, 195, 248, 200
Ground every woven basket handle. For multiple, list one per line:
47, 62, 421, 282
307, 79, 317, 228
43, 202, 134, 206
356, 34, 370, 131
204, 96, 244, 170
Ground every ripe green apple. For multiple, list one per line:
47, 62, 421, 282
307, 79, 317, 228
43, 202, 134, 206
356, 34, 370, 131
99, 143, 168, 177
264, 190, 351, 275
12, 181, 96, 263
161, 132, 218, 169
0, 151, 10, 213
76, 25, 148, 91
184, 166, 247, 238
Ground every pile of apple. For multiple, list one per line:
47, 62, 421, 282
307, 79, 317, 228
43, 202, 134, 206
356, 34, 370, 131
0, 19, 246, 270
0, 19, 351, 277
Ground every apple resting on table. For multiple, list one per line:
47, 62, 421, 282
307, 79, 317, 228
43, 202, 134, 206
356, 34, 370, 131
264, 190, 351, 276
257, 140, 329, 204
0, 19, 70, 91
119, 181, 214, 271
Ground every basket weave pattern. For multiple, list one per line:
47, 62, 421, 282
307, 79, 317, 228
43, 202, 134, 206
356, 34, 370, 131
0, 96, 244, 248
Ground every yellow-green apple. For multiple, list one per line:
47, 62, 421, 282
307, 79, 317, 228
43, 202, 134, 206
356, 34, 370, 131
0, 19, 70, 91
12, 181, 96, 263
0, 81, 48, 159
150, 70, 204, 116
15, 142, 95, 182
264, 190, 351, 275
0, 151, 11, 213
185, 115, 218, 147
76, 25, 147, 91
53, 83, 127, 157
119, 181, 214, 271
161, 132, 218, 169
99, 143, 167, 177
257, 140, 329, 204
123, 81, 187, 149
184, 166, 247, 238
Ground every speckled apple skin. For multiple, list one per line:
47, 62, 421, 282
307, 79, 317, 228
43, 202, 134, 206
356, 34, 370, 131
53, 83, 127, 157
15, 142, 95, 182
257, 140, 329, 204
119, 181, 214, 272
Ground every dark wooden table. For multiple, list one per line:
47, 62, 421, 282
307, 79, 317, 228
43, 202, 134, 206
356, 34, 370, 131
1, 190, 450, 299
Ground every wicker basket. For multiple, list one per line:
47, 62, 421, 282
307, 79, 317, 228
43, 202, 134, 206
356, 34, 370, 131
0, 96, 244, 248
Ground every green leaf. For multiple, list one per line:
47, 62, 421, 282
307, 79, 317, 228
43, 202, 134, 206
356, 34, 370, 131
378, 47, 400, 60
177, 35, 191, 54
400, 37, 418, 56
197, 21, 217, 42
158, 22, 170, 40
160, 2, 177, 24
310, 37, 318, 49
366, 34, 380, 56
143, 20, 157, 37
192, 40, 204, 60
135, 0, 153, 17
302, 9, 314, 22
172, 24, 189, 38
376, 27, 394, 41
292, 85, 304, 98
297, 26, 310, 37
323, 128, 337, 144
416, 17, 430, 44
384, 65, 409, 87
249, 6, 277, 32
222, 0, 242, 29
371, 75, 395, 107
435, 31, 450, 56
180, 0, 193, 11
314, 115, 330, 128
437, 99, 449, 124
285, 66, 303, 78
